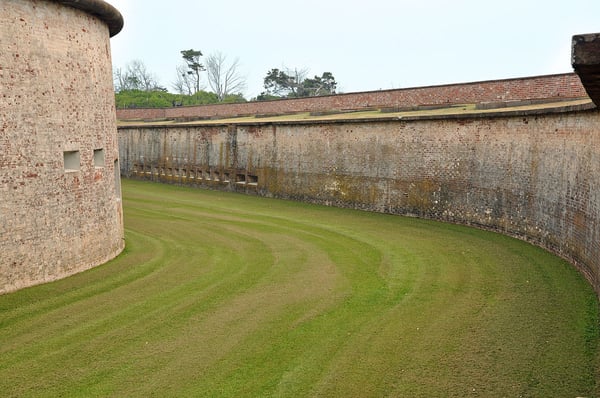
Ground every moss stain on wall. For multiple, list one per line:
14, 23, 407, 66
119, 109, 600, 296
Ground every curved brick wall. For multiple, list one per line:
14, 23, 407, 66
116, 73, 587, 121
119, 106, 600, 296
0, 0, 124, 293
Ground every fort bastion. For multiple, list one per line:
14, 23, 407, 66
0, 0, 124, 293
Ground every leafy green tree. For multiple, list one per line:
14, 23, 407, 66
180, 49, 205, 95
302, 72, 337, 96
260, 68, 337, 99
262, 68, 289, 97
262, 68, 307, 98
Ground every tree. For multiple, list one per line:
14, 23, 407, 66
205, 52, 247, 101
113, 60, 161, 92
262, 67, 308, 98
261, 67, 336, 98
262, 68, 289, 97
302, 72, 337, 96
180, 49, 205, 95
172, 64, 197, 96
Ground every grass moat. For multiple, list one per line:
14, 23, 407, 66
1, 179, 598, 397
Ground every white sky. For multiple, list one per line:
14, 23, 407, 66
107, 0, 600, 99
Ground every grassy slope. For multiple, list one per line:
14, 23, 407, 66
0, 179, 598, 397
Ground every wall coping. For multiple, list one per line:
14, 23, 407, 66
256, 72, 582, 105
52, 0, 123, 36
117, 100, 596, 129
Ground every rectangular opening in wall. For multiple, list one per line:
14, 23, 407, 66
94, 148, 105, 168
63, 150, 80, 172
223, 172, 230, 182
248, 175, 258, 185
236, 174, 246, 184
114, 159, 122, 199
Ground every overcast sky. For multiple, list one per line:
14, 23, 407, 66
107, 0, 600, 99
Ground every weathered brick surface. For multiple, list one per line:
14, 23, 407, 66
119, 108, 600, 296
0, 0, 124, 293
116, 73, 588, 121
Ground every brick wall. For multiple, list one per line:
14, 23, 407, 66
0, 0, 124, 293
119, 107, 600, 296
116, 73, 588, 120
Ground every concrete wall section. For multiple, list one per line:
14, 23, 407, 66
120, 109, 600, 295
0, 0, 124, 293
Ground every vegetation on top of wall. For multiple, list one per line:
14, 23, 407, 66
257, 68, 338, 100
114, 55, 339, 108
114, 56, 248, 108
114, 89, 246, 109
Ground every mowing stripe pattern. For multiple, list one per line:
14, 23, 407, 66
0, 180, 598, 397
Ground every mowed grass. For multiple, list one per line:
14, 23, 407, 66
1, 179, 598, 397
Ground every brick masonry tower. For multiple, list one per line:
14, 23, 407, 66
0, 0, 125, 293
